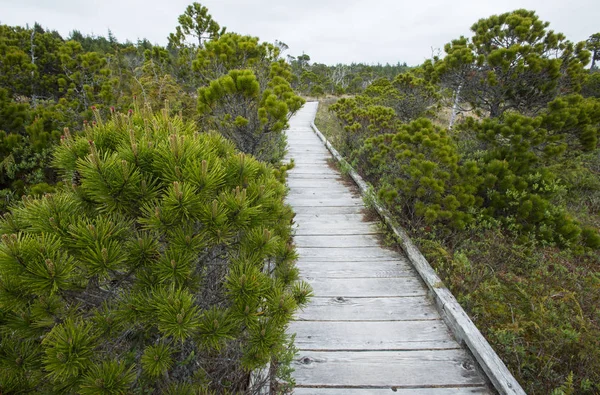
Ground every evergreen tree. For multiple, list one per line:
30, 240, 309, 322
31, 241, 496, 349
168, 2, 225, 49
0, 106, 310, 393
587, 33, 600, 70
197, 69, 304, 163
433, 9, 590, 117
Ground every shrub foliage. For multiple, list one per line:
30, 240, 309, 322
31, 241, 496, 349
322, 9, 600, 393
0, 107, 310, 393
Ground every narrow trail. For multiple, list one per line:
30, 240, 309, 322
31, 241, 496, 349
284, 102, 492, 394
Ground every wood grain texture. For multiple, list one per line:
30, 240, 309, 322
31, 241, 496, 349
287, 187, 353, 195
296, 296, 441, 321
304, 277, 427, 297
286, 197, 363, 207
296, 246, 401, 260
291, 206, 365, 215
289, 320, 460, 350
293, 222, 381, 236
292, 350, 487, 387
293, 212, 372, 221
294, 234, 383, 248
293, 388, 491, 394
294, 260, 414, 278
287, 178, 350, 188
287, 173, 342, 180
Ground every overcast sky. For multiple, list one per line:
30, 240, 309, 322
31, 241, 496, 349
0, 0, 598, 66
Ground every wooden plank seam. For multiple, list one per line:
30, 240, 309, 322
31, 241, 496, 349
309, 113, 526, 395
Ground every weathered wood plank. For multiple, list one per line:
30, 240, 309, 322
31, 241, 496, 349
287, 174, 342, 181
296, 296, 440, 321
288, 188, 354, 196
291, 206, 365, 215
293, 388, 491, 394
305, 277, 426, 297
285, 155, 330, 161
289, 320, 459, 350
293, 222, 380, 236
288, 165, 338, 172
294, 234, 383, 248
288, 171, 339, 177
286, 153, 330, 159
286, 197, 363, 207
291, 350, 487, 387
293, 212, 372, 221
284, 157, 331, 163
286, 142, 327, 147
288, 134, 317, 138
288, 170, 340, 177
288, 135, 321, 139
287, 179, 348, 188
286, 142, 328, 147
291, 163, 338, 170
293, 214, 377, 223
295, 260, 414, 278
293, 218, 376, 227
296, 247, 401, 261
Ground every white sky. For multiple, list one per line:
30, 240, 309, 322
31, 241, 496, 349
0, 0, 598, 66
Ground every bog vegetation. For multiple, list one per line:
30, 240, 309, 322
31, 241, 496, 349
2, 2, 600, 394
317, 10, 600, 395
0, 3, 317, 393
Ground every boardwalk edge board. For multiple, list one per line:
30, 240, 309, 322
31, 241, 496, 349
309, 107, 526, 395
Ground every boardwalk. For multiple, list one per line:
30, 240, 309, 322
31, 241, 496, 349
285, 102, 492, 394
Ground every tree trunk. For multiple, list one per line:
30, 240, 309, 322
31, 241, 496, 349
489, 101, 501, 118
449, 84, 462, 129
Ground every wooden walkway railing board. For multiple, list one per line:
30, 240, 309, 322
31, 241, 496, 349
284, 103, 493, 394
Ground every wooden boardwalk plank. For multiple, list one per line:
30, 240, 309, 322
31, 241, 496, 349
304, 277, 427, 297
290, 164, 339, 171
294, 234, 383, 248
287, 187, 352, 195
287, 175, 342, 180
286, 197, 363, 207
293, 388, 491, 394
291, 206, 365, 215
296, 296, 440, 321
294, 260, 414, 278
287, 176, 342, 182
289, 321, 460, 350
296, 247, 401, 260
293, 222, 380, 236
287, 178, 349, 188
292, 350, 487, 387
293, 212, 372, 221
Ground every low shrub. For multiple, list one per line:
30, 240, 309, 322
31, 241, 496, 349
0, 107, 310, 393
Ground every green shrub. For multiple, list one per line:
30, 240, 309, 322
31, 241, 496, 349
582, 71, 600, 98
363, 74, 440, 122
329, 97, 399, 154
460, 97, 600, 246
0, 107, 310, 393
355, 118, 480, 232
197, 69, 304, 163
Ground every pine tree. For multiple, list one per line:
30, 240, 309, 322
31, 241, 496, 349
433, 9, 590, 117
197, 68, 304, 163
0, 105, 310, 393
